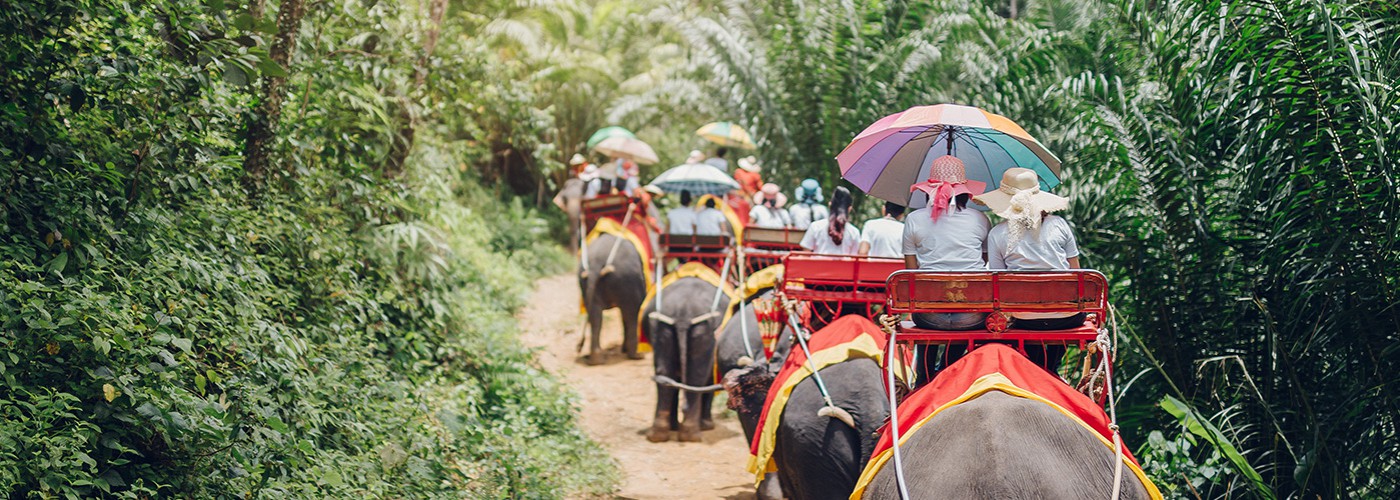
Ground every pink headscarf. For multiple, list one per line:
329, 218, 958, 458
909, 155, 986, 222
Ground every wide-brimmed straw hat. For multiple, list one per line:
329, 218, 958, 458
972, 167, 1068, 218
909, 155, 986, 221
686, 150, 706, 164
753, 183, 787, 208
579, 164, 600, 181
737, 156, 761, 173
569, 153, 586, 166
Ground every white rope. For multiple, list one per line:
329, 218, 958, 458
1105, 303, 1124, 500
880, 315, 911, 500
600, 203, 635, 273
735, 246, 756, 361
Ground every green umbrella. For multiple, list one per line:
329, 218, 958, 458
586, 126, 636, 149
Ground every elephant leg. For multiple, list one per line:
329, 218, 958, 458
621, 304, 643, 360
649, 384, 678, 442
586, 303, 605, 366
699, 391, 715, 431
679, 332, 712, 442
757, 473, 783, 500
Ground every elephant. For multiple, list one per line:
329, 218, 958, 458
640, 276, 730, 442
724, 342, 890, 500
552, 178, 584, 254
715, 289, 796, 500
858, 390, 1154, 499
578, 232, 648, 365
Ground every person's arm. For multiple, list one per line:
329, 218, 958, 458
858, 242, 871, 256
1067, 256, 1082, 269
901, 217, 919, 269
1060, 216, 1082, 269
904, 255, 918, 269
799, 224, 817, 251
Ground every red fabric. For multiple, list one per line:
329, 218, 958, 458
869, 343, 1139, 466
749, 315, 890, 455
734, 169, 764, 197
726, 195, 752, 227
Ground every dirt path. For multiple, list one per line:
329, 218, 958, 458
519, 274, 757, 500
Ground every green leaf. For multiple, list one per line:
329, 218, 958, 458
171, 337, 192, 353
1161, 396, 1275, 500
194, 374, 206, 395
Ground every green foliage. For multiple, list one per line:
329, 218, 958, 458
0, 0, 614, 497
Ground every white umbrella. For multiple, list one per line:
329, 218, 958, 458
593, 136, 659, 165
647, 164, 741, 196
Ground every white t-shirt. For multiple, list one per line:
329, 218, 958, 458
987, 215, 1079, 270
788, 203, 829, 230
987, 215, 1081, 318
695, 208, 729, 236
703, 157, 729, 173
801, 218, 861, 255
901, 205, 992, 271
749, 206, 792, 229
860, 217, 905, 258
583, 178, 603, 198
667, 207, 697, 235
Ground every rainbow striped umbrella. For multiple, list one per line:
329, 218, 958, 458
836, 104, 1061, 206
696, 121, 757, 149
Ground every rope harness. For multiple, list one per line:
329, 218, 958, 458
780, 297, 856, 428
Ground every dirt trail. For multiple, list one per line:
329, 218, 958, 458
519, 274, 757, 500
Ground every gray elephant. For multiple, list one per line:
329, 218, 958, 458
858, 390, 1155, 499
552, 178, 584, 254
641, 276, 730, 442
715, 289, 796, 500
578, 233, 647, 365
724, 332, 890, 500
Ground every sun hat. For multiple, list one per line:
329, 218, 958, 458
972, 167, 1067, 217
753, 183, 788, 208
909, 155, 986, 222
579, 164, 600, 181
686, 150, 706, 164
794, 178, 824, 204
973, 167, 1068, 245
569, 153, 586, 165
642, 184, 664, 196
737, 156, 761, 173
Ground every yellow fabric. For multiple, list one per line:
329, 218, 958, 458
637, 262, 736, 349
720, 264, 785, 329
580, 217, 655, 315
848, 373, 1165, 500
697, 194, 744, 242
746, 333, 905, 485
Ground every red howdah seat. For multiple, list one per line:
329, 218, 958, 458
659, 233, 735, 277
781, 252, 905, 325
884, 270, 1108, 350
741, 225, 805, 275
581, 194, 632, 231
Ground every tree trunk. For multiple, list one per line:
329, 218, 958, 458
243, 0, 307, 189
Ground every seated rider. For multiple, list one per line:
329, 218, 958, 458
749, 183, 793, 229
800, 186, 860, 255
974, 167, 1081, 373
788, 179, 828, 230
666, 190, 697, 236
858, 202, 906, 258
695, 198, 731, 237
902, 155, 992, 331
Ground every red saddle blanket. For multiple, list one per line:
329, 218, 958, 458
850, 343, 1163, 499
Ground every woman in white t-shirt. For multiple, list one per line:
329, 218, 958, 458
901, 155, 992, 331
665, 190, 698, 235
749, 183, 793, 229
801, 186, 860, 255
974, 167, 1081, 373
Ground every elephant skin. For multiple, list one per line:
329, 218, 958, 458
714, 289, 795, 500
860, 390, 1153, 499
724, 354, 890, 500
554, 178, 584, 254
578, 233, 647, 365
640, 277, 725, 443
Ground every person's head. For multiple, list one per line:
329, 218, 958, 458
737, 156, 761, 173
680, 190, 693, 207
884, 201, 906, 219
795, 178, 824, 205
827, 186, 854, 244
910, 155, 986, 221
704, 198, 717, 209
716, 147, 729, 159
753, 183, 787, 208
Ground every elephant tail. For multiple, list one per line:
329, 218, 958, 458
653, 374, 722, 393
